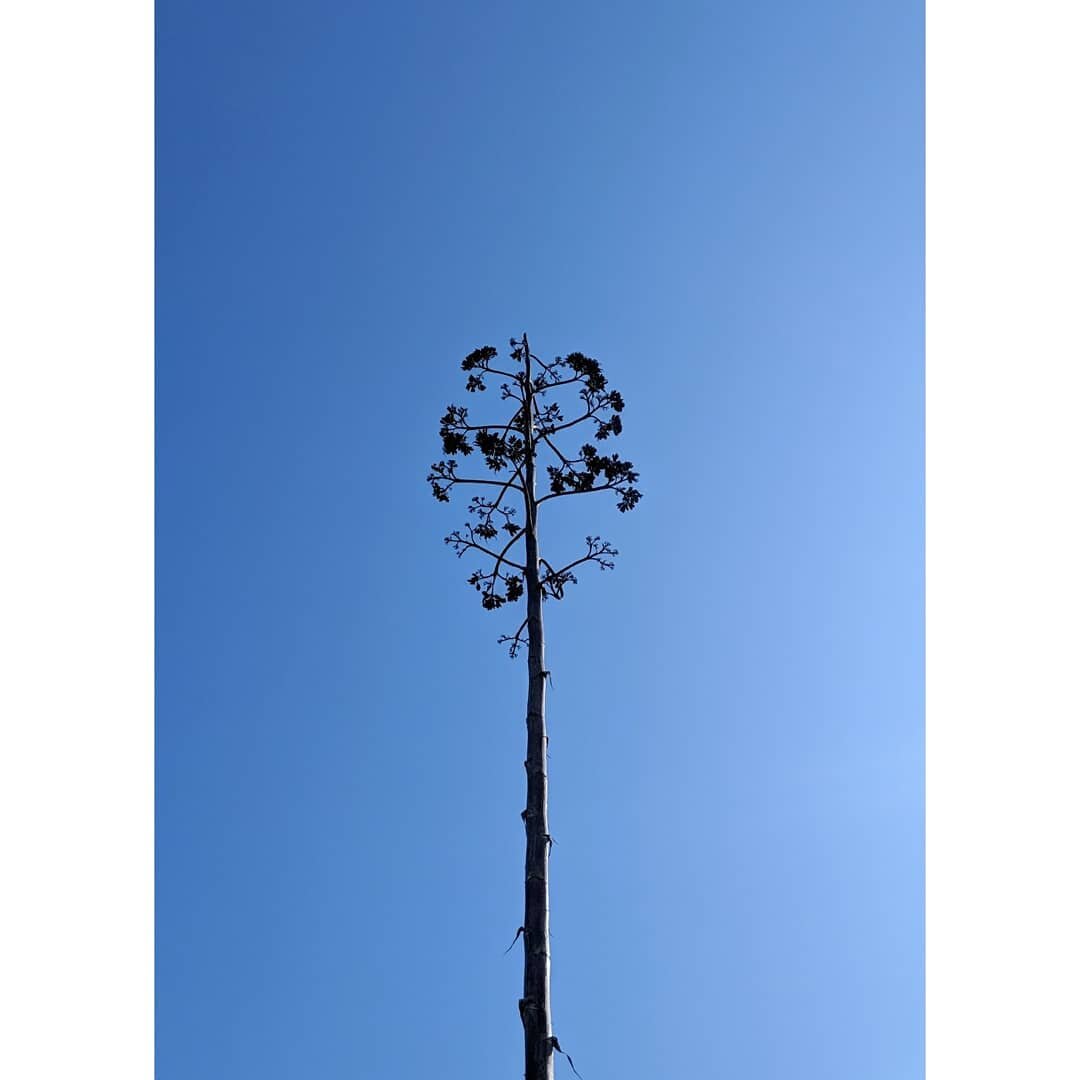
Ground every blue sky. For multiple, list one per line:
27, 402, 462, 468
157, 2, 923, 1077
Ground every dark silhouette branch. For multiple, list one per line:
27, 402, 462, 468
539, 432, 573, 467
537, 482, 616, 504
427, 459, 526, 504
536, 481, 640, 510
445, 526, 527, 572
489, 525, 527, 582
498, 617, 529, 658
536, 538, 616, 600
550, 1038, 582, 1080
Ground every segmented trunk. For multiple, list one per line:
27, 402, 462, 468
521, 340, 554, 1080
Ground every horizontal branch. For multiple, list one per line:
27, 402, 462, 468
446, 528, 527, 572
457, 476, 525, 494
436, 469, 525, 493
460, 421, 523, 433
540, 411, 597, 437
536, 482, 620, 505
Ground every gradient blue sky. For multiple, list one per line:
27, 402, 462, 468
156, 2, 923, 1077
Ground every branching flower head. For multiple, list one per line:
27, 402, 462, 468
428, 337, 642, 654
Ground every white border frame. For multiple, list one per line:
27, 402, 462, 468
2, 2, 1079, 1077
0, 3, 154, 1078
928, 2, 1080, 1077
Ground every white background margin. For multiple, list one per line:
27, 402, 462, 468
1, 2, 1078, 1077
928, 2, 1079, 1077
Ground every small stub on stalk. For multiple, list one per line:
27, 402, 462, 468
550, 1036, 582, 1079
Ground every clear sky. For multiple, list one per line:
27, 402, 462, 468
156, 2, 923, 1077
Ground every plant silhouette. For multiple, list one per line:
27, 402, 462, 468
428, 334, 641, 1080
